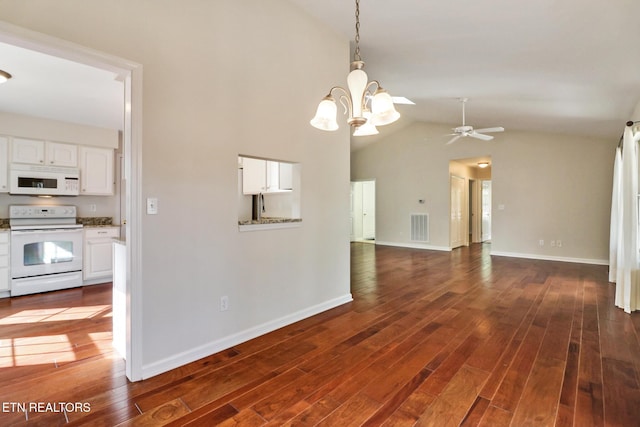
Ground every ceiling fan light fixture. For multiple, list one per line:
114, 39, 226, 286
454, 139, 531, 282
445, 98, 505, 145
0, 70, 12, 84
310, 0, 399, 136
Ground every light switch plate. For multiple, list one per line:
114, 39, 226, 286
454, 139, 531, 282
147, 197, 158, 214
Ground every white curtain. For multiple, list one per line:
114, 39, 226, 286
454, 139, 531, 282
610, 126, 640, 313
609, 147, 622, 281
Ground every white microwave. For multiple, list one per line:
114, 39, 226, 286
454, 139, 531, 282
9, 164, 80, 196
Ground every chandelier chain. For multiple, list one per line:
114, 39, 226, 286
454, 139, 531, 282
354, 0, 361, 62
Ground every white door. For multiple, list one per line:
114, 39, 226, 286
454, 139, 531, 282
362, 181, 376, 240
450, 175, 465, 249
350, 180, 376, 242
481, 180, 492, 241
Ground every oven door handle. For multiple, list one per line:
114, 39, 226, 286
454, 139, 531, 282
11, 228, 83, 234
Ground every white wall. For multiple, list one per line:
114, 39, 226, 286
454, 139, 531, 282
352, 121, 617, 263
632, 100, 640, 120
0, 0, 352, 377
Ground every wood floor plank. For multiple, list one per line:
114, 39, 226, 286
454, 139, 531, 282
415, 364, 489, 426
575, 280, 605, 426
478, 404, 513, 426
1, 244, 639, 426
315, 392, 381, 427
279, 396, 342, 426
600, 357, 640, 427
460, 396, 490, 426
510, 356, 565, 426
490, 325, 546, 411
116, 398, 190, 426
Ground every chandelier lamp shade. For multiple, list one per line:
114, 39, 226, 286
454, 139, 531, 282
0, 70, 11, 84
310, 0, 400, 136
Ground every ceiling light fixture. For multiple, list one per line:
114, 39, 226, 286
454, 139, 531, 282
0, 70, 12, 84
478, 162, 490, 168
310, 0, 400, 136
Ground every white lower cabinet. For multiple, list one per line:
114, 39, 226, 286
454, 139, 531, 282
0, 231, 10, 297
83, 227, 120, 284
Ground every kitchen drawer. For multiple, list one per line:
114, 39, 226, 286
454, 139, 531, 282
0, 244, 7, 256
0, 232, 8, 244
85, 227, 120, 239
0, 255, 8, 268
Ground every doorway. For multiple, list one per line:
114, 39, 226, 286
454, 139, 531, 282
0, 24, 142, 380
450, 175, 466, 249
351, 180, 376, 242
449, 157, 492, 249
469, 178, 492, 243
481, 180, 492, 242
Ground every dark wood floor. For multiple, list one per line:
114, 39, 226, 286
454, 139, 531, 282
1, 242, 639, 426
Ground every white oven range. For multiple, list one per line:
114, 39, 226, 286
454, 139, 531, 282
10, 205, 83, 297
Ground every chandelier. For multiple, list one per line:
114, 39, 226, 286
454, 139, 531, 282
310, 0, 400, 136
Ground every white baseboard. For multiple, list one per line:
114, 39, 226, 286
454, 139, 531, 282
374, 240, 451, 252
490, 250, 608, 266
366, 241, 608, 266
141, 293, 353, 380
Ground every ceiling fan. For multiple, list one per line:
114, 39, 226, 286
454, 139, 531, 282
446, 98, 504, 145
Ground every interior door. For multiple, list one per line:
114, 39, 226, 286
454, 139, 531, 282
481, 180, 492, 241
362, 181, 376, 240
450, 175, 465, 249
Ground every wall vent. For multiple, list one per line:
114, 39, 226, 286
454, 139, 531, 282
410, 214, 429, 242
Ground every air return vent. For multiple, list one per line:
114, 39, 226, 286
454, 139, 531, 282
410, 214, 429, 242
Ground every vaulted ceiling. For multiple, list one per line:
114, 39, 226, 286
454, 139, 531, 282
289, 0, 640, 144
0, 1, 638, 144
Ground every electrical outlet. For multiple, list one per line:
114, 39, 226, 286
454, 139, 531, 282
89, 204, 97, 212
557, 240, 562, 247
220, 296, 229, 311
539, 239, 544, 246
550, 240, 555, 247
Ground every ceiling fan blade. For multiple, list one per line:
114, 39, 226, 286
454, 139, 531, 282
473, 127, 504, 134
446, 135, 462, 145
469, 132, 494, 141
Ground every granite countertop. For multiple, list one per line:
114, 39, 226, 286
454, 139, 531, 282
77, 217, 115, 227
238, 217, 302, 226
0, 217, 117, 229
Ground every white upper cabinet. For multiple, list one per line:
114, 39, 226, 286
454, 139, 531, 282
11, 137, 45, 164
242, 157, 267, 194
11, 138, 78, 167
279, 162, 293, 190
46, 141, 78, 167
79, 146, 114, 195
241, 156, 294, 194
